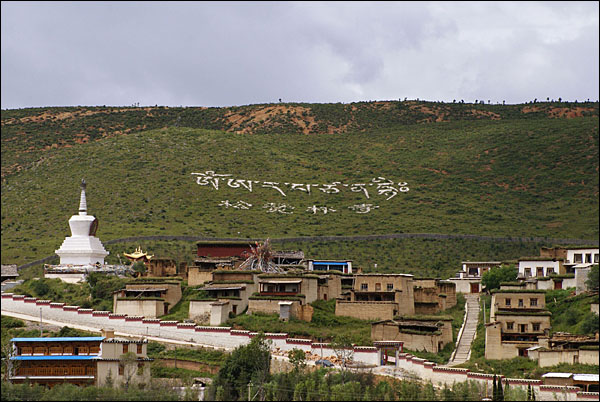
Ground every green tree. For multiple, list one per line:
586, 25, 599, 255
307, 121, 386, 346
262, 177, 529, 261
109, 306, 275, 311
482, 265, 518, 291
498, 377, 504, 401
288, 348, 307, 373
330, 334, 355, 384
32, 279, 50, 297
211, 333, 271, 401
585, 265, 599, 291
119, 351, 139, 390
132, 261, 147, 276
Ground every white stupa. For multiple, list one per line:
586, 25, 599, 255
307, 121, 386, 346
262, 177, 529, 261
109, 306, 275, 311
55, 179, 109, 265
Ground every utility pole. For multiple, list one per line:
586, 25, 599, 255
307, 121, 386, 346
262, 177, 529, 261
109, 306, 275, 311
248, 381, 252, 401
40, 308, 43, 337
483, 298, 486, 325
320, 337, 323, 360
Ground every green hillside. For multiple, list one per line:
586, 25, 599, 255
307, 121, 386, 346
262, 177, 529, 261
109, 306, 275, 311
1, 101, 598, 273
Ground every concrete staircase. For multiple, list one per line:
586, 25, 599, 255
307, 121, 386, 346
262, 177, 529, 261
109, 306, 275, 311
447, 294, 480, 366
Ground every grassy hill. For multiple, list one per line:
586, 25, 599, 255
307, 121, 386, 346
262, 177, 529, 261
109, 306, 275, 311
1, 100, 598, 275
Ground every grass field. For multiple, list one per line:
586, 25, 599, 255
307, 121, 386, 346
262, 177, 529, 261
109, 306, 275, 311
1, 101, 598, 270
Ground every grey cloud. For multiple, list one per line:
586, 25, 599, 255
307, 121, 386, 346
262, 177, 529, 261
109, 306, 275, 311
1, 1, 598, 109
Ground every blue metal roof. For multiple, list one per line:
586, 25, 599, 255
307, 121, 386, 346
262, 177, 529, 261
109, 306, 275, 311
314, 261, 348, 265
11, 355, 99, 361
11, 337, 105, 342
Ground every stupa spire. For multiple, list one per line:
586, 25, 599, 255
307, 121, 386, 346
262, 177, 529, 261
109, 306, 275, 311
79, 178, 87, 215
55, 178, 109, 265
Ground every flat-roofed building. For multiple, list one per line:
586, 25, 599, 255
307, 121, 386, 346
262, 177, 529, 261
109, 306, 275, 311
371, 315, 453, 353
196, 240, 253, 259
8, 330, 152, 388
245, 274, 318, 321
542, 373, 599, 393
518, 257, 564, 278
336, 274, 415, 321
113, 280, 182, 318
413, 278, 457, 314
448, 261, 502, 293
307, 259, 352, 274
486, 289, 552, 360
1, 264, 19, 283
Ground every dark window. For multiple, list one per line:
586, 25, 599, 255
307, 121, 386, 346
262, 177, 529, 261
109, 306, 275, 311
361, 283, 368, 291
137, 344, 143, 354
119, 363, 124, 375
506, 322, 514, 330
532, 323, 540, 331
387, 283, 394, 291
122, 344, 127, 354
530, 298, 538, 307
505, 298, 511, 306
518, 299, 524, 308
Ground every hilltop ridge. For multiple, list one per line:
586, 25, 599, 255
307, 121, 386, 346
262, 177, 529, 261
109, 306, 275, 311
2, 100, 598, 178
1, 100, 598, 270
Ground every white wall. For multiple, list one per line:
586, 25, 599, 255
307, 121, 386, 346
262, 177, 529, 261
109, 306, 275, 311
2, 293, 597, 401
518, 260, 560, 278
566, 249, 599, 264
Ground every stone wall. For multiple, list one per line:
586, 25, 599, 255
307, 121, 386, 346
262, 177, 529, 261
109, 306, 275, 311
538, 349, 600, 367
126, 282, 182, 312
212, 271, 255, 283
210, 302, 231, 326
248, 299, 299, 315
188, 267, 213, 287
536, 279, 554, 290
335, 300, 396, 321
301, 277, 319, 304
439, 281, 457, 307
189, 300, 213, 320
114, 299, 164, 318
2, 293, 597, 401
447, 278, 480, 294
96, 360, 152, 387
414, 302, 441, 315
318, 275, 342, 301
44, 273, 87, 284
371, 320, 452, 353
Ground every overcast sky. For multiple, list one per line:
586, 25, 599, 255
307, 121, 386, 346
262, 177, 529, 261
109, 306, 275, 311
1, 1, 598, 109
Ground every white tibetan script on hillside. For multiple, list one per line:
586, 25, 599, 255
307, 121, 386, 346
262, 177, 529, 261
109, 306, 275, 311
191, 171, 409, 200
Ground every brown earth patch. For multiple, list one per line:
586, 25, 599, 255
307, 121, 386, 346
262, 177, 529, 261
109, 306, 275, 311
424, 167, 448, 175
547, 107, 595, 119
546, 222, 563, 228
223, 105, 318, 134
468, 109, 501, 120
1, 107, 160, 126
521, 105, 542, 113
